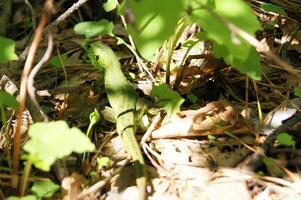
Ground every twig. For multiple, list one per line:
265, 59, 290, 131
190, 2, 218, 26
24, 0, 37, 31
74, 159, 130, 200
27, 31, 53, 122
48, 0, 91, 28
12, 0, 55, 188
141, 111, 162, 143
115, 0, 155, 82
151, 48, 164, 74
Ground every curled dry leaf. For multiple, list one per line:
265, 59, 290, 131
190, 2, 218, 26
151, 101, 250, 139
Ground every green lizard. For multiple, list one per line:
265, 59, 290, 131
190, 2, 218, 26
87, 42, 147, 200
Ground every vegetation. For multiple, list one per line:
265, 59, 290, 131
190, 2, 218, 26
0, 0, 301, 199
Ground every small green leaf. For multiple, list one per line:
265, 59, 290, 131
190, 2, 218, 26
150, 83, 184, 117
74, 19, 113, 38
276, 132, 295, 147
103, 0, 118, 12
97, 156, 111, 170
23, 121, 95, 171
0, 91, 19, 109
187, 93, 198, 104
294, 87, 301, 97
0, 36, 18, 64
7, 195, 37, 200
49, 54, 68, 68
262, 156, 283, 176
31, 180, 59, 198
208, 134, 216, 141
260, 2, 286, 15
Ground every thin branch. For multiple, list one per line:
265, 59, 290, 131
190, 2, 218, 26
24, 0, 37, 31
27, 31, 53, 122
48, 0, 91, 28
74, 159, 130, 200
116, 0, 155, 82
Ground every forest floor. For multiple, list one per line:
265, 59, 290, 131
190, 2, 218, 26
1, 0, 301, 199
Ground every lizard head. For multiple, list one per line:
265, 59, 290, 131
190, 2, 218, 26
87, 42, 116, 71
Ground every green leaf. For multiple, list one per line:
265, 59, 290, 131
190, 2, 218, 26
190, 0, 262, 79
0, 36, 18, 64
0, 91, 19, 109
208, 35, 261, 80
262, 156, 283, 176
276, 132, 295, 147
127, 0, 185, 61
74, 19, 114, 38
190, 0, 261, 60
49, 54, 68, 68
187, 93, 198, 104
294, 87, 301, 97
103, 0, 118, 12
7, 195, 37, 200
150, 83, 184, 117
23, 121, 95, 171
260, 2, 286, 15
208, 134, 216, 141
218, 44, 262, 80
31, 180, 59, 198
97, 156, 111, 170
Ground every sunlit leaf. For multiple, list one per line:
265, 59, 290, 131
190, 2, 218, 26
191, 0, 262, 79
97, 156, 111, 170
103, 0, 118, 12
127, 0, 184, 61
23, 121, 95, 171
0, 36, 18, 64
31, 181, 59, 198
150, 83, 184, 117
74, 19, 113, 38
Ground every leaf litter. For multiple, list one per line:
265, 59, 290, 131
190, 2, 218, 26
1, 0, 301, 199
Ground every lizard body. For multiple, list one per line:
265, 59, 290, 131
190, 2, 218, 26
87, 42, 147, 200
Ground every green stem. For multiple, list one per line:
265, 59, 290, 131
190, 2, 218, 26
0, 106, 11, 167
173, 39, 199, 90
20, 158, 32, 196
165, 19, 186, 84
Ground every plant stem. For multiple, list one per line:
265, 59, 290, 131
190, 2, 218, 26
0, 106, 11, 167
19, 158, 32, 196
